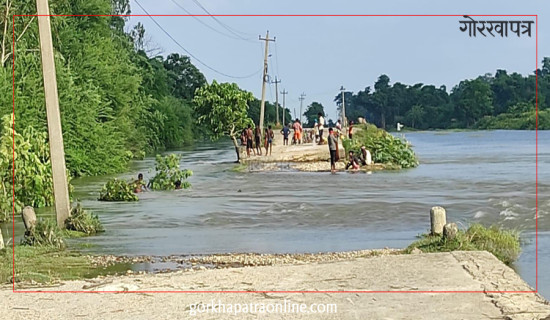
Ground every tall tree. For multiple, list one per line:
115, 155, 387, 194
193, 81, 254, 162
372, 74, 391, 128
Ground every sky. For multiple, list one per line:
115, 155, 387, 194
127, 0, 548, 122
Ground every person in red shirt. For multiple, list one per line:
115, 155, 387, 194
348, 121, 354, 139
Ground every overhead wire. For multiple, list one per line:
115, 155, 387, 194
190, 0, 256, 41
170, 0, 249, 42
134, 0, 262, 79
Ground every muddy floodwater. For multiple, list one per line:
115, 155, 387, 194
4, 130, 548, 298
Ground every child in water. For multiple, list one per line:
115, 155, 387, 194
133, 173, 146, 193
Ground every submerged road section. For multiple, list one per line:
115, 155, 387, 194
2, 251, 549, 319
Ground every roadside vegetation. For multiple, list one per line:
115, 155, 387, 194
406, 223, 521, 265
342, 124, 419, 169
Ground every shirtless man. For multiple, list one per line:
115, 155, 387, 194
246, 125, 254, 157
265, 125, 274, 156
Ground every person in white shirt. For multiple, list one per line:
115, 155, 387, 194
318, 113, 325, 145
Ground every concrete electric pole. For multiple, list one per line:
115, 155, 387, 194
36, 0, 71, 227
340, 86, 347, 127
280, 89, 288, 127
258, 31, 275, 134
299, 93, 306, 124
272, 76, 281, 126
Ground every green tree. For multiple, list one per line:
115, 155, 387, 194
193, 81, 254, 162
405, 105, 425, 129
451, 78, 494, 127
372, 75, 391, 129
303, 102, 324, 127
164, 53, 207, 100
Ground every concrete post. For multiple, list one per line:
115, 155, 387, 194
0, 228, 4, 250
22, 206, 37, 231
36, 0, 71, 227
430, 206, 447, 235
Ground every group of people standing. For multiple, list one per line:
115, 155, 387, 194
241, 124, 275, 157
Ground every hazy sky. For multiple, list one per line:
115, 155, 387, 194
128, 0, 547, 121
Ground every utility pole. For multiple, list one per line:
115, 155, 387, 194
280, 89, 288, 127
258, 31, 275, 134
340, 86, 347, 127
272, 76, 281, 126
299, 93, 306, 124
36, 0, 71, 227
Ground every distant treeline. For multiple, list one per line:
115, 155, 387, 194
335, 59, 550, 130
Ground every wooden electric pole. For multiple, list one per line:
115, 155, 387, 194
258, 31, 275, 134
272, 76, 281, 126
299, 93, 306, 124
36, 0, 71, 227
280, 89, 288, 127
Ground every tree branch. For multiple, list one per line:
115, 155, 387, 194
1, 0, 11, 67
16, 16, 35, 43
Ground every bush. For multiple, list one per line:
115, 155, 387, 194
21, 218, 65, 249
342, 124, 418, 168
406, 223, 521, 265
0, 114, 73, 222
475, 109, 549, 130
98, 178, 138, 201
149, 154, 192, 190
65, 203, 105, 235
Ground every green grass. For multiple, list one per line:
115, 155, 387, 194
0, 246, 134, 284
1, 246, 94, 284
406, 223, 521, 265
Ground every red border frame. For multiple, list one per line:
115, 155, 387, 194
11, 14, 538, 294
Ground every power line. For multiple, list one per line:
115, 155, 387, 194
134, 0, 262, 79
170, 0, 250, 42
190, 0, 256, 41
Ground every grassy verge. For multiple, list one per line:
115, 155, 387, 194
406, 223, 521, 265
1, 246, 95, 284
0, 246, 134, 285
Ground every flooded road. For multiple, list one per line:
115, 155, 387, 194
4, 130, 548, 297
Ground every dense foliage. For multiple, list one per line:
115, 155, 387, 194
406, 224, 521, 265
342, 124, 418, 169
1, 0, 204, 179
98, 179, 139, 202
149, 154, 192, 190
0, 0, 208, 218
0, 114, 73, 222
65, 203, 104, 235
336, 59, 550, 130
